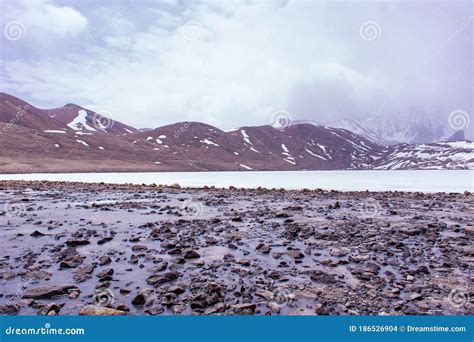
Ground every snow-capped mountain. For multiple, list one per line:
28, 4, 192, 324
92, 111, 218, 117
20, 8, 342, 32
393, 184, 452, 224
45, 103, 138, 134
323, 113, 463, 146
0, 93, 472, 173
375, 141, 474, 170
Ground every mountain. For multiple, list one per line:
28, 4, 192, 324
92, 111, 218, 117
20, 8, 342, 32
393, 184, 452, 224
0, 92, 68, 131
322, 114, 463, 146
374, 141, 474, 170
45, 104, 138, 134
0, 93, 472, 173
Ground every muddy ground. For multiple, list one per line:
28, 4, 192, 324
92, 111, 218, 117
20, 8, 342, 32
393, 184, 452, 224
0, 181, 472, 316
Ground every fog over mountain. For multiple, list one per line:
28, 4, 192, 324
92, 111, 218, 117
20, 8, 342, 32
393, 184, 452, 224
0, 0, 472, 137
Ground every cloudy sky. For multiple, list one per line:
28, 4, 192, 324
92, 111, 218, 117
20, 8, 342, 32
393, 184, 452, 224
0, 0, 472, 130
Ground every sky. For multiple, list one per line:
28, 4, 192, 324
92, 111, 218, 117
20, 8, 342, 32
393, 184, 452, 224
0, 0, 472, 130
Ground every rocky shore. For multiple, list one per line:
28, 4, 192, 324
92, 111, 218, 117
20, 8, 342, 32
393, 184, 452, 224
0, 181, 472, 316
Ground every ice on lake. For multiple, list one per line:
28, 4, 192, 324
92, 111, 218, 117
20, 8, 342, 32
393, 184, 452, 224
0, 170, 472, 193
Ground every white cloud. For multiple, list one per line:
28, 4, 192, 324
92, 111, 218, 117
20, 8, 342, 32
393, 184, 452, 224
3, 0, 88, 38
0, 0, 471, 130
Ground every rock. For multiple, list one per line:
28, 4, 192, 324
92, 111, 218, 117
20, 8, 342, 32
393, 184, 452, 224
256, 243, 271, 254
0, 304, 20, 315
96, 268, 114, 280
79, 305, 127, 316
22, 284, 79, 299
116, 304, 131, 312
231, 216, 243, 222
183, 249, 201, 259
68, 291, 80, 299
237, 259, 251, 266
97, 237, 113, 245
275, 212, 290, 218
147, 261, 168, 273
73, 265, 95, 283
204, 302, 226, 315
286, 250, 305, 259
408, 293, 422, 301
98, 256, 112, 266
66, 239, 90, 247
25, 270, 52, 281
59, 255, 84, 269
161, 242, 176, 249
132, 245, 148, 252
167, 285, 185, 295
230, 303, 256, 311
266, 302, 281, 314
132, 293, 146, 306
310, 270, 339, 284
38, 303, 64, 315
145, 307, 164, 315
255, 290, 274, 301
290, 308, 315, 315
146, 272, 181, 287
30, 230, 46, 237
349, 254, 370, 262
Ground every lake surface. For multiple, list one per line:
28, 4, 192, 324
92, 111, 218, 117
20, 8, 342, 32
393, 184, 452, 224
0, 170, 472, 193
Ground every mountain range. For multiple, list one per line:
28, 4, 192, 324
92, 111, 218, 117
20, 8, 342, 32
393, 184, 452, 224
0, 92, 472, 173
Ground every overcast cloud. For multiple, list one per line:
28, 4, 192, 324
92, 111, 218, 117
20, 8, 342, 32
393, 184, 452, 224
0, 0, 472, 130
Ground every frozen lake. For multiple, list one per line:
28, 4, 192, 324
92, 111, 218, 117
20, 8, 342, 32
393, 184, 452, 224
0, 170, 472, 193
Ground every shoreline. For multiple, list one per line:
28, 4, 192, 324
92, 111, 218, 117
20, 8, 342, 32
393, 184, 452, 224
0, 169, 473, 193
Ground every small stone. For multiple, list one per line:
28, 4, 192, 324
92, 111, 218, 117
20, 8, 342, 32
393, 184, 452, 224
132, 293, 146, 306
0, 304, 20, 315
255, 290, 274, 301
79, 305, 127, 316
183, 249, 201, 259
146, 272, 181, 287
66, 239, 90, 247
22, 285, 79, 299
30, 230, 46, 237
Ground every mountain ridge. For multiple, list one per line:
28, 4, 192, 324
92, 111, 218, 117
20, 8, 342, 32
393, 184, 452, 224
0, 93, 472, 173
